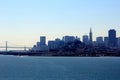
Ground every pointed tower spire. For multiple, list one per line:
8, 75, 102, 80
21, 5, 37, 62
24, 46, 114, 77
90, 27, 92, 32
89, 27, 93, 45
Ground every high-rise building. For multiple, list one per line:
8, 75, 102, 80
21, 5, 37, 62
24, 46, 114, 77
104, 37, 109, 47
117, 37, 120, 48
48, 38, 64, 50
76, 36, 80, 41
83, 35, 89, 45
62, 36, 75, 43
108, 29, 117, 47
96, 37, 103, 44
32, 36, 49, 51
96, 36, 103, 47
40, 36, 46, 45
89, 28, 93, 45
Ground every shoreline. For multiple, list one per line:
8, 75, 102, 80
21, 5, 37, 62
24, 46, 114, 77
0, 51, 120, 57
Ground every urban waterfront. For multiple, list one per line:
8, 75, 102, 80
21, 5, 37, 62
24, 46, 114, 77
0, 55, 120, 80
0, 29, 120, 57
0, 0, 120, 80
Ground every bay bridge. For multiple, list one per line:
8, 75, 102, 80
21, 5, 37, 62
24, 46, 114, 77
0, 41, 32, 52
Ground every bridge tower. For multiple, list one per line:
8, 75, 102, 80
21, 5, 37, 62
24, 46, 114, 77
24, 46, 26, 51
6, 41, 8, 52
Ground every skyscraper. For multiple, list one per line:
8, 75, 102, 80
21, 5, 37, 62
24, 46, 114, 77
117, 37, 120, 48
62, 36, 75, 43
96, 36, 103, 47
108, 29, 117, 47
32, 36, 49, 51
83, 35, 89, 45
104, 37, 109, 47
89, 28, 93, 45
40, 36, 46, 45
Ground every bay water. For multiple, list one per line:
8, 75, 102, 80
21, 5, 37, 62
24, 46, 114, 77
0, 55, 120, 80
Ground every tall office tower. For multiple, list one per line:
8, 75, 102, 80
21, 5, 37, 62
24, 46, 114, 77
40, 36, 46, 45
108, 29, 117, 47
32, 36, 49, 51
83, 35, 89, 45
89, 28, 93, 45
96, 36, 103, 47
104, 37, 109, 47
117, 37, 120, 48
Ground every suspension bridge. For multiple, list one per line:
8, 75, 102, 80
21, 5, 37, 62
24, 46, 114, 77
0, 41, 32, 52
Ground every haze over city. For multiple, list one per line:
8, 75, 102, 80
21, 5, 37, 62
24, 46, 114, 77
0, 0, 120, 47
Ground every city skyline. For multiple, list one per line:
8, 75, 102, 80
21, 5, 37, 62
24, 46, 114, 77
31, 28, 120, 52
0, 28, 120, 47
0, 0, 120, 46
0, 28, 120, 51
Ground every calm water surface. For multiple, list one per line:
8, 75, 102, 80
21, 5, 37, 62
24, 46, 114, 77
0, 55, 120, 80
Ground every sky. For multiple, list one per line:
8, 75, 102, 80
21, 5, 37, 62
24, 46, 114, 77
0, 0, 120, 47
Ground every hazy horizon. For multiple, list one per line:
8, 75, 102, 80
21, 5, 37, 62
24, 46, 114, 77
0, 0, 120, 47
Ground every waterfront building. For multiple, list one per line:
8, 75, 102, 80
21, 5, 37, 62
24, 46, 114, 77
32, 36, 49, 51
93, 41, 97, 46
96, 36, 103, 47
62, 36, 76, 43
76, 36, 80, 41
96, 37, 103, 43
117, 37, 120, 48
40, 36, 46, 45
48, 38, 64, 50
108, 29, 117, 47
104, 37, 109, 47
82, 35, 89, 45
48, 41, 55, 50
89, 28, 93, 45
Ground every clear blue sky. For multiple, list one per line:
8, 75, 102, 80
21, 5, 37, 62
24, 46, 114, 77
0, 0, 120, 46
